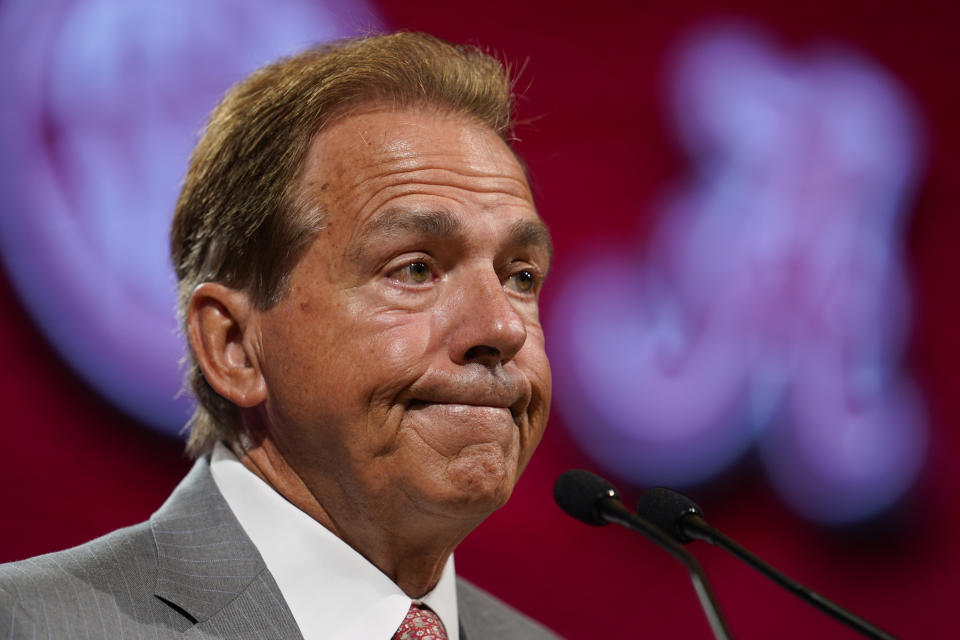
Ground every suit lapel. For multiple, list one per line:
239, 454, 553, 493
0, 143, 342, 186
150, 458, 303, 638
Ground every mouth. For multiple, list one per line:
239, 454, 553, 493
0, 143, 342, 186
402, 371, 532, 430
407, 399, 522, 424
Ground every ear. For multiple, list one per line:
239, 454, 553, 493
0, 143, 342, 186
187, 283, 267, 408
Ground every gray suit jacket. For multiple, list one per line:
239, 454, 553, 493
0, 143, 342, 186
1, 458, 559, 639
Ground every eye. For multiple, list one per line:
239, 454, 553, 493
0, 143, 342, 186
393, 261, 433, 285
508, 269, 538, 294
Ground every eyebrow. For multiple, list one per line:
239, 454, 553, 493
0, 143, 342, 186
359, 208, 463, 241
509, 218, 554, 271
355, 207, 554, 270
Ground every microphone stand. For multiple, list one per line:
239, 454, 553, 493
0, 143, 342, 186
599, 498, 734, 640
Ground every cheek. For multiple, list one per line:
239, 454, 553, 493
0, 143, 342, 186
522, 330, 552, 399
517, 337, 552, 459
380, 326, 431, 368
261, 332, 338, 431
261, 294, 358, 413
336, 310, 438, 406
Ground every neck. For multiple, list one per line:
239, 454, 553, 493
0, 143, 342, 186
230, 437, 472, 597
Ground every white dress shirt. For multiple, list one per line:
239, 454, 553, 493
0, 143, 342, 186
210, 442, 460, 640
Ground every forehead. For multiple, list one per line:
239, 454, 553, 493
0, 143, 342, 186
297, 107, 535, 225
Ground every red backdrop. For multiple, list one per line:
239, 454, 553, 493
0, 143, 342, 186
2, 1, 958, 637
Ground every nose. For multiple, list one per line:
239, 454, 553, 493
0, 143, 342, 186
448, 268, 527, 368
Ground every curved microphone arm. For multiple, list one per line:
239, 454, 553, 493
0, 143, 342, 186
637, 487, 899, 640
679, 513, 898, 640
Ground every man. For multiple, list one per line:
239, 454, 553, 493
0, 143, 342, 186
0, 33, 557, 639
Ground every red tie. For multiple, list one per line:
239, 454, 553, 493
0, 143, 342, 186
392, 602, 449, 640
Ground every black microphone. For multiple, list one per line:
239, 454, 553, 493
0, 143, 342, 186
554, 470, 733, 639
636, 487, 899, 640
553, 468, 618, 526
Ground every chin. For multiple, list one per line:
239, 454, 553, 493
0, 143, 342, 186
440, 445, 518, 515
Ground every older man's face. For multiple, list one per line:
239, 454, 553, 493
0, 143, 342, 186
254, 107, 551, 525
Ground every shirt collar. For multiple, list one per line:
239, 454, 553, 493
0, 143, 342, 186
210, 442, 459, 640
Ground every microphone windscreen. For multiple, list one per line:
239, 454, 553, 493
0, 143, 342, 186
554, 469, 620, 526
636, 487, 704, 543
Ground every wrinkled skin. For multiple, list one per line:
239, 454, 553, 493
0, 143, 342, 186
197, 107, 552, 596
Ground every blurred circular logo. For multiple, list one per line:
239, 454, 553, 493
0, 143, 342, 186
0, 0, 380, 434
